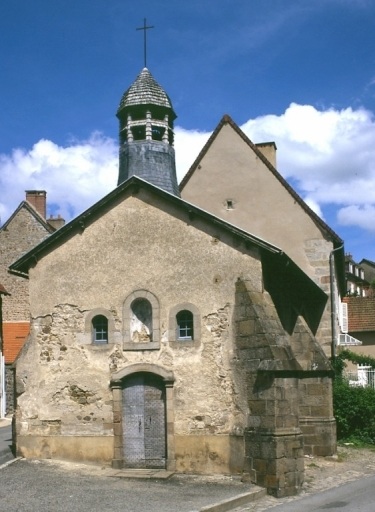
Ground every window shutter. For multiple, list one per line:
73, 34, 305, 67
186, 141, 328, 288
340, 302, 348, 333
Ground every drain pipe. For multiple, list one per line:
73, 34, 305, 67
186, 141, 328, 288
329, 244, 344, 360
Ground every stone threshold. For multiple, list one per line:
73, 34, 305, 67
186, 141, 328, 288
108, 468, 174, 479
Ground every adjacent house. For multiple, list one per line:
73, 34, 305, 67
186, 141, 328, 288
360, 259, 375, 294
345, 254, 369, 297
342, 296, 375, 355
0, 191, 64, 412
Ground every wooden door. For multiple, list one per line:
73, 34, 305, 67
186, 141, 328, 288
122, 373, 166, 468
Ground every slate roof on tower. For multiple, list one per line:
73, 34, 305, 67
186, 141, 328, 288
117, 68, 176, 119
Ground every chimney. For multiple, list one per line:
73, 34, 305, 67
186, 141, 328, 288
47, 214, 65, 231
255, 142, 277, 168
26, 190, 47, 219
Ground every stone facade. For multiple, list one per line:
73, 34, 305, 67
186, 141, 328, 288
12, 181, 336, 497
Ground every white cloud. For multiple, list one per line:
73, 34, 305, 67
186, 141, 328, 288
338, 205, 375, 232
1, 103, 375, 239
174, 127, 211, 181
0, 133, 117, 223
241, 103, 375, 231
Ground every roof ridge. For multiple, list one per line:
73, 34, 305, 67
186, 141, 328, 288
0, 201, 54, 234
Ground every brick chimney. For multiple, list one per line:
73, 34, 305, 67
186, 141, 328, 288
25, 190, 47, 219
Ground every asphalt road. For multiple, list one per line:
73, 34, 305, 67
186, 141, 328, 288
0, 458, 250, 512
263, 474, 375, 512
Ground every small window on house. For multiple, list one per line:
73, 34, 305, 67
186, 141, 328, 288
92, 315, 108, 344
176, 310, 194, 340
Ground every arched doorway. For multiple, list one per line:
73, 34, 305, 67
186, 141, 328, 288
122, 372, 166, 468
111, 364, 175, 471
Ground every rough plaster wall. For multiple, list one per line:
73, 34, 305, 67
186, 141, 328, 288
16, 305, 114, 437
17, 194, 262, 438
0, 207, 51, 321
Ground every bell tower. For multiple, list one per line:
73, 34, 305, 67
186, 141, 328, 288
116, 68, 180, 196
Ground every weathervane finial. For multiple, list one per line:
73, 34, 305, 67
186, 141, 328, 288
136, 18, 154, 68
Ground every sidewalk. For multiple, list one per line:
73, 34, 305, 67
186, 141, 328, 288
0, 417, 14, 465
0, 417, 12, 428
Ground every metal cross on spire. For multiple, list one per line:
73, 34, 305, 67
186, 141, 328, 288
136, 18, 154, 68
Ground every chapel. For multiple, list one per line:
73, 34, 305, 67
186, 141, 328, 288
10, 68, 336, 497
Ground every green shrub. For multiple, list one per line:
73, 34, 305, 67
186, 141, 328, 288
333, 377, 375, 444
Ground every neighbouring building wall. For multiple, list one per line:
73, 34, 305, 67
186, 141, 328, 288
342, 297, 375, 357
0, 203, 53, 412
0, 207, 50, 322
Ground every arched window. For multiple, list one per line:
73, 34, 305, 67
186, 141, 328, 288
130, 298, 153, 343
123, 290, 160, 350
176, 310, 194, 340
168, 303, 200, 346
92, 315, 108, 344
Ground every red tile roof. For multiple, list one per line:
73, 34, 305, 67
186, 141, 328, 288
343, 297, 375, 332
3, 322, 30, 363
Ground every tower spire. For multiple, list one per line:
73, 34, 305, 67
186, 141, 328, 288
136, 18, 154, 68
116, 68, 180, 196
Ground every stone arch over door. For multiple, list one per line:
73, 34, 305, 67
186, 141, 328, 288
110, 364, 175, 471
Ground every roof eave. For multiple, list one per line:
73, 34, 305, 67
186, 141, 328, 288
9, 176, 283, 276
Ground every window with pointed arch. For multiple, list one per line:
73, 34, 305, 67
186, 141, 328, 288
92, 315, 108, 344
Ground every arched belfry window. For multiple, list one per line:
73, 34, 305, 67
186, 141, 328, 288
92, 315, 108, 344
176, 310, 194, 340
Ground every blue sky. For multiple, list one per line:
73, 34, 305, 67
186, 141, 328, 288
1, 0, 375, 262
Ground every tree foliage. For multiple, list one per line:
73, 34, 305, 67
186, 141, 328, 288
332, 350, 375, 444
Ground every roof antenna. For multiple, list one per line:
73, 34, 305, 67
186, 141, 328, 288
136, 18, 154, 68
